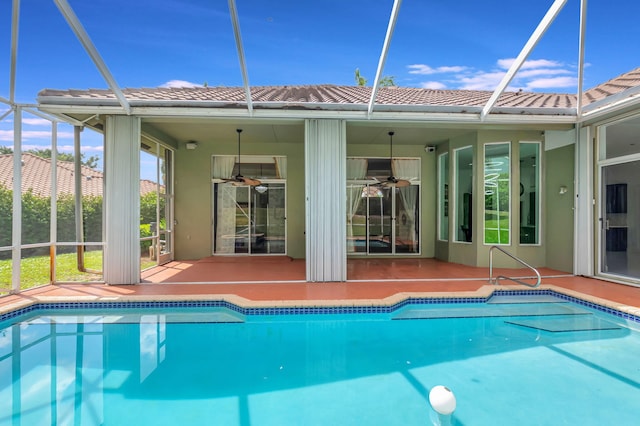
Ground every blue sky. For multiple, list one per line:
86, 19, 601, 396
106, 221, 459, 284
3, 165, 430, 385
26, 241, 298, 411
1, 0, 640, 179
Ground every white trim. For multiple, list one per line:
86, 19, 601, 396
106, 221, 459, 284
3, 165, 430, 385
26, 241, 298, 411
228, 0, 253, 115
574, 126, 593, 276
36, 102, 578, 123
11, 107, 22, 292
9, 0, 19, 103
368, 0, 402, 116
54, 0, 131, 114
481, 0, 568, 119
50, 121, 58, 282
576, 0, 588, 118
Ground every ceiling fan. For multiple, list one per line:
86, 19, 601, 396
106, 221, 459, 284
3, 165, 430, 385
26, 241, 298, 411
223, 128, 262, 186
372, 131, 411, 188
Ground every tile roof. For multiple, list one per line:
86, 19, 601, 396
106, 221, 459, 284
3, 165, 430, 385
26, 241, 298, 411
582, 67, 640, 104
38, 85, 575, 110
0, 153, 158, 197
37, 67, 640, 116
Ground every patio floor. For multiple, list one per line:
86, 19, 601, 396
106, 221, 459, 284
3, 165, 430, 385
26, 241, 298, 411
2, 257, 640, 316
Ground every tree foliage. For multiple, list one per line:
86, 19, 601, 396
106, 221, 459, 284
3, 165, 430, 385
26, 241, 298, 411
353, 69, 396, 87
0, 185, 161, 259
355, 68, 367, 86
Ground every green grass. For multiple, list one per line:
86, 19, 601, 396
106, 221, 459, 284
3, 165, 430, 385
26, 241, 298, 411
1, 250, 158, 292
0, 251, 106, 291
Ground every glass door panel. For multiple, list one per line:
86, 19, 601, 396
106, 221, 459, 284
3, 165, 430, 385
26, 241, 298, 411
368, 187, 393, 253
214, 183, 286, 255
233, 186, 250, 254
396, 186, 419, 254
601, 161, 639, 279
158, 148, 173, 264
251, 184, 286, 254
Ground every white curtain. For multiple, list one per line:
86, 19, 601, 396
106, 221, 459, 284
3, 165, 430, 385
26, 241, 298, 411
346, 158, 368, 251
274, 156, 287, 179
392, 158, 419, 180
393, 159, 420, 249
215, 185, 237, 253
213, 156, 235, 179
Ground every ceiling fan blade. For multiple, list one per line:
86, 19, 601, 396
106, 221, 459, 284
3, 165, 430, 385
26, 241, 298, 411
229, 175, 262, 186
243, 177, 262, 186
379, 176, 411, 188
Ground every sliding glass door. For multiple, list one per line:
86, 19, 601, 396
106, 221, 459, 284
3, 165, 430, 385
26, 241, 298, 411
597, 114, 640, 282
212, 183, 286, 255
347, 182, 420, 255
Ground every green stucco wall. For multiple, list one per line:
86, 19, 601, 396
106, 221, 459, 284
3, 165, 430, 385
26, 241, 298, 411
173, 128, 305, 260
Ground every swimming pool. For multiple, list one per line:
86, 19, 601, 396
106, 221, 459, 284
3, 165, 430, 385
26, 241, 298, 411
1, 291, 640, 425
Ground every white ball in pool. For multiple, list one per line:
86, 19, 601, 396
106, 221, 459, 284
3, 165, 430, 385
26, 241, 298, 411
429, 385, 456, 415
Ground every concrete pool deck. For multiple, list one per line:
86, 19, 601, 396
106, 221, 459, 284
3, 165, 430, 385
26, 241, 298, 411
2, 258, 640, 318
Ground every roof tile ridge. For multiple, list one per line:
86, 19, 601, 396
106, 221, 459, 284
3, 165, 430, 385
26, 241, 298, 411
585, 67, 640, 92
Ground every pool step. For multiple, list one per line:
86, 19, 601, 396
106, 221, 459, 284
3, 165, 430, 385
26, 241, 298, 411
21, 308, 245, 325
488, 294, 565, 304
393, 303, 589, 320
505, 316, 621, 332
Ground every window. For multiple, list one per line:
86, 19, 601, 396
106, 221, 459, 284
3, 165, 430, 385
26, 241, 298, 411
454, 146, 473, 243
484, 143, 510, 245
519, 142, 540, 244
438, 153, 449, 241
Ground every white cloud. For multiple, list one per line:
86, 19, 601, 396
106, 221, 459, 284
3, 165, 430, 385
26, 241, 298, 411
497, 58, 562, 70
458, 71, 506, 90
0, 130, 75, 142
420, 81, 447, 90
525, 76, 578, 90
517, 68, 571, 79
22, 118, 52, 126
54, 144, 104, 153
408, 64, 467, 75
160, 80, 204, 88
408, 58, 577, 92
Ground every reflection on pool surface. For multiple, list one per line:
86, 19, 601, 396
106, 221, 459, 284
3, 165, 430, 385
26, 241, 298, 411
1, 295, 640, 425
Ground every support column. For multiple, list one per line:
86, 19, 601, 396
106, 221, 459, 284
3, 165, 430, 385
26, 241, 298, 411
574, 125, 594, 276
104, 116, 140, 284
305, 119, 346, 282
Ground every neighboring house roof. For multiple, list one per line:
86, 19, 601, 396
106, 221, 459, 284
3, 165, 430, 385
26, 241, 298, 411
0, 153, 159, 197
37, 67, 640, 117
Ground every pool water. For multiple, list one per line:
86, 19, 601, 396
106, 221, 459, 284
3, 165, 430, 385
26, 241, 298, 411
1, 297, 640, 425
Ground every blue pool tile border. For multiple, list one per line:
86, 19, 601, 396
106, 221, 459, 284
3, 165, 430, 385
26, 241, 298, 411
1, 289, 640, 324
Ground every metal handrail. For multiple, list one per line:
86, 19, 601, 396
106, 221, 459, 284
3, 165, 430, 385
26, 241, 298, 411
489, 245, 541, 288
